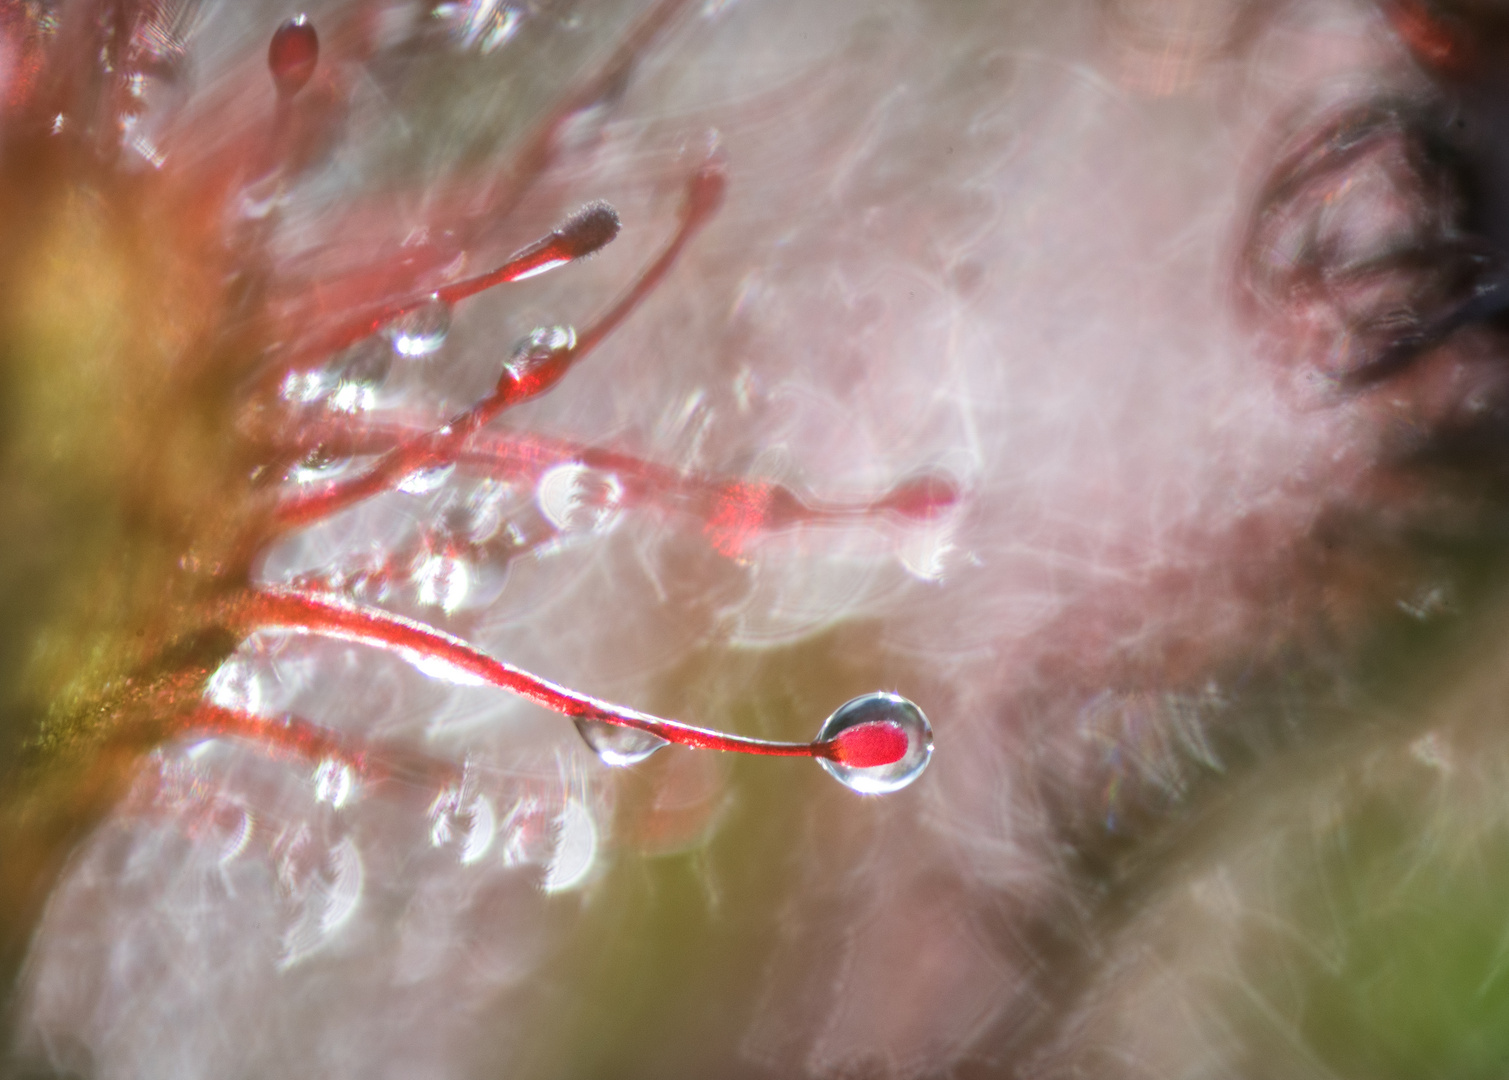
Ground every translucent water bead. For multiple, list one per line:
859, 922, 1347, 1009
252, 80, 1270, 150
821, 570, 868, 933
574, 718, 670, 767
385, 296, 452, 359
816, 693, 933, 795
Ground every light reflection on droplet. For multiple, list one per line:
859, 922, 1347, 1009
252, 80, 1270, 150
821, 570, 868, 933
385, 296, 452, 358
506, 324, 576, 379
205, 657, 265, 714
327, 380, 376, 414
574, 718, 669, 767
312, 758, 355, 808
216, 803, 255, 866
428, 786, 497, 864
397, 463, 457, 495
289, 445, 354, 485
898, 519, 960, 582
431, 0, 526, 53
815, 692, 933, 795
536, 462, 624, 534
458, 480, 518, 544
541, 798, 597, 893
275, 830, 366, 970
413, 552, 472, 612
499, 797, 555, 869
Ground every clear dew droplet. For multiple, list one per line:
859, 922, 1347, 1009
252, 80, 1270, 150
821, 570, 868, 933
574, 718, 670, 767
815, 692, 933, 795
506, 324, 576, 380
536, 462, 624, 534
385, 296, 452, 358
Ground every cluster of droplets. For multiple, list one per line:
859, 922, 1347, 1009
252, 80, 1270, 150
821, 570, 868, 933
211, 7, 940, 862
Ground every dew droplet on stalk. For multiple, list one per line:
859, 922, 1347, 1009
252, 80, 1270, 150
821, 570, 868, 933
506, 325, 577, 381
574, 719, 671, 766
234, 591, 932, 795
384, 296, 452, 359
814, 693, 933, 794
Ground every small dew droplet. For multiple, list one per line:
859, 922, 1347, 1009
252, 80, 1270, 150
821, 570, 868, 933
506, 324, 576, 380
816, 693, 932, 795
385, 296, 452, 359
574, 718, 669, 767
268, 15, 319, 97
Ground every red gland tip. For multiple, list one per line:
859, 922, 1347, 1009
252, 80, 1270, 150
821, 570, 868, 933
881, 472, 961, 521
269, 15, 319, 98
558, 202, 622, 259
1384, 0, 1471, 73
434, 203, 622, 298
828, 721, 910, 768
683, 160, 728, 224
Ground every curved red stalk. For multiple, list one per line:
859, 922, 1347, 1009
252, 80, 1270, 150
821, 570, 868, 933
177, 703, 462, 792
287, 414, 959, 558
229, 589, 899, 764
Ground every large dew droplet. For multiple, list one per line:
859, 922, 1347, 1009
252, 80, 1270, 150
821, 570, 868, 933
385, 296, 452, 359
574, 718, 669, 767
815, 692, 933, 795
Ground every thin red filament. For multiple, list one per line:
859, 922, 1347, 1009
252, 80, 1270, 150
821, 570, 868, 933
277, 204, 622, 378
209, 3, 934, 786
274, 163, 723, 531
179, 704, 460, 792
